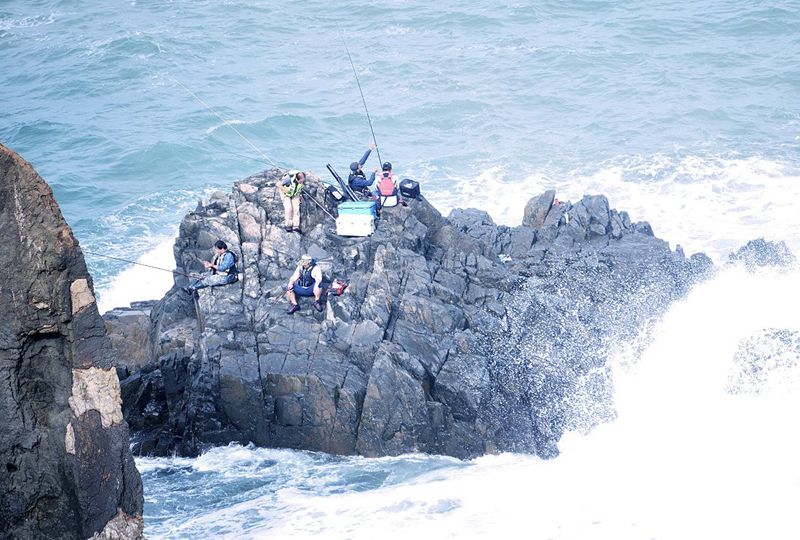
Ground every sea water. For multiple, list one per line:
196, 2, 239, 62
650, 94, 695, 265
2, 1, 799, 537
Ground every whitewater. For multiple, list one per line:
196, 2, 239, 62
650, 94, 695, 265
135, 262, 800, 539
111, 211, 800, 538
2, 0, 800, 538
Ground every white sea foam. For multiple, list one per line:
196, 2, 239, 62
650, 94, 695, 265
135, 455, 196, 474
384, 25, 413, 36
427, 155, 800, 262
237, 265, 800, 539
206, 118, 254, 135
96, 236, 176, 314
0, 13, 57, 31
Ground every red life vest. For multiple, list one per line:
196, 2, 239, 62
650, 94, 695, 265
377, 172, 396, 196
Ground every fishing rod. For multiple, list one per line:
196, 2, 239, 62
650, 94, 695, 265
172, 78, 285, 171
254, 289, 288, 328
326, 163, 359, 201
300, 191, 336, 220
339, 31, 383, 166
82, 250, 195, 278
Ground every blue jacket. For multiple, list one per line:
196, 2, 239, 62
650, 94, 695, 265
348, 148, 376, 188
214, 251, 236, 275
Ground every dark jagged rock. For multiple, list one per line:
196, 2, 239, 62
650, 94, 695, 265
104, 301, 157, 380
0, 144, 143, 540
113, 168, 714, 460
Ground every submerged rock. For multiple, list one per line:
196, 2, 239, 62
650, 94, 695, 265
0, 144, 143, 539
728, 238, 796, 270
114, 169, 712, 460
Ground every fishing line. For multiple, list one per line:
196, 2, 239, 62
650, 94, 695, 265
255, 289, 289, 328
227, 150, 272, 165
83, 250, 194, 278
300, 191, 336, 220
339, 31, 383, 166
172, 78, 284, 170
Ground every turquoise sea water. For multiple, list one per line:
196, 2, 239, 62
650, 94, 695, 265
3, 2, 800, 538
3, 0, 800, 305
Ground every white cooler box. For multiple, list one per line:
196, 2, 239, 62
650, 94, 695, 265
336, 214, 375, 237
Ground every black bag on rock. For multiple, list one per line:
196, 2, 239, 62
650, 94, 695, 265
399, 179, 420, 199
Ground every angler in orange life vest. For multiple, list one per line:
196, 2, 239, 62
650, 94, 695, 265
375, 162, 407, 208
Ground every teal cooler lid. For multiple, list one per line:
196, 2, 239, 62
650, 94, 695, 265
338, 201, 377, 216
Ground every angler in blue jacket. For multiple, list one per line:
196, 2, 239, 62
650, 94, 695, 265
348, 143, 378, 193
184, 240, 238, 292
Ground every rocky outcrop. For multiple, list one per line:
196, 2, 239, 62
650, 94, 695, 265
728, 238, 796, 270
104, 301, 158, 379
0, 144, 143, 540
116, 169, 713, 460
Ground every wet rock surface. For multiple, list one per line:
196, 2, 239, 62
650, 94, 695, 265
0, 144, 143, 540
113, 170, 713, 460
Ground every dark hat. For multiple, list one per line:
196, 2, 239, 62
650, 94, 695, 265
382, 162, 392, 171
350, 162, 360, 172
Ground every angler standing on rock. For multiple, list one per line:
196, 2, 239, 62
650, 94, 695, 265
184, 240, 238, 292
279, 169, 306, 233
286, 254, 324, 314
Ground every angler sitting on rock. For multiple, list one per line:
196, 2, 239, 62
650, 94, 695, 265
286, 254, 324, 314
184, 240, 238, 292
279, 169, 306, 233
348, 143, 377, 194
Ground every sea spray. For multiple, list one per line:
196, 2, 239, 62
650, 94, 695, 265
138, 264, 800, 539
425, 155, 800, 263
96, 237, 176, 313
